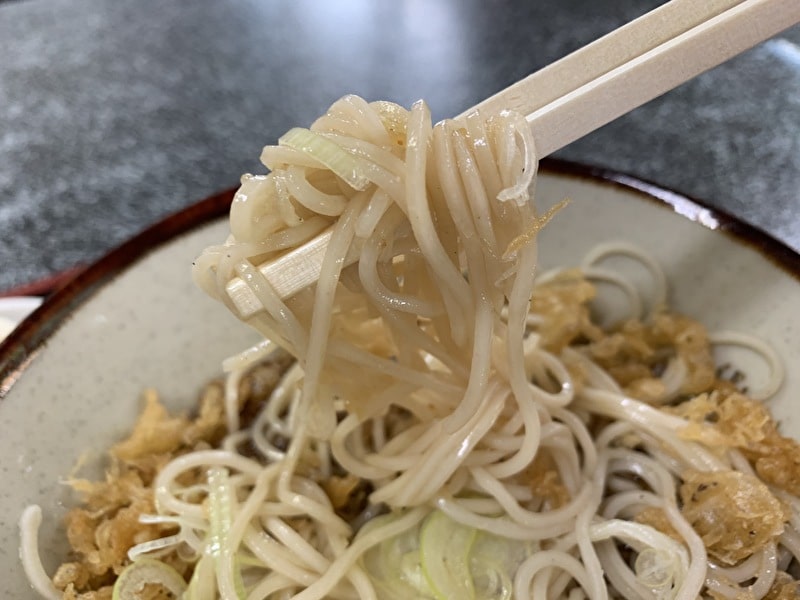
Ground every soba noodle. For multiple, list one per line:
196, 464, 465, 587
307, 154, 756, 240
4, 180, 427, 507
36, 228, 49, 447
21, 96, 798, 599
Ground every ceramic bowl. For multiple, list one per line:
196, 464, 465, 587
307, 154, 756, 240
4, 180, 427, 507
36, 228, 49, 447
0, 160, 798, 598
0, 297, 42, 343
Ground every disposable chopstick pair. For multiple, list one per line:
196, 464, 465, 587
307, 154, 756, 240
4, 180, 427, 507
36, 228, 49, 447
463, 0, 749, 120
226, 0, 800, 319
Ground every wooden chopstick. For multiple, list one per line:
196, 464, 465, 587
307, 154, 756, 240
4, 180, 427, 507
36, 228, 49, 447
527, 0, 800, 157
226, 0, 800, 319
462, 0, 747, 120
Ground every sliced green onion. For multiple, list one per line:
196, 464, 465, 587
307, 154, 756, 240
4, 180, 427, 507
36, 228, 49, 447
111, 558, 187, 600
471, 558, 513, 600
363, 510, 534, 600
468, 526, 534, 599
207, 466, 231, 557
398, 550, 431, 595
207, 466, 247, 600
470, 529, 535, 578
420, 510, 477, 600
185, 554, 216, 600
360, 512, 435, 599
634, 548, 676, 590
279, 127, 371, 191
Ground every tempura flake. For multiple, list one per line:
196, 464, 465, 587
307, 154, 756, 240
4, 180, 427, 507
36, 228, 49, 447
53, 356, 289, 598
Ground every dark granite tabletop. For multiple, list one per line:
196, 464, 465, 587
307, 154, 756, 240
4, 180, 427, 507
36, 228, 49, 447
1, 0, 799, 293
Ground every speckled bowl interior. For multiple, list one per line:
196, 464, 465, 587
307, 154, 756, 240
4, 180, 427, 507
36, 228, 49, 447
1, 164, 797, 598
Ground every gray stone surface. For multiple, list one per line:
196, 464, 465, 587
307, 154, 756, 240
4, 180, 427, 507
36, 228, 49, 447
1, 0, 798, 290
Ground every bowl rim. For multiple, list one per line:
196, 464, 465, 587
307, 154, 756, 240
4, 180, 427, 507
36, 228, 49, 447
1, 158, 798, 399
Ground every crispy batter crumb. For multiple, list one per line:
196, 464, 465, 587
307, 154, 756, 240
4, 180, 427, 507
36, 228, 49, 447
673, 391, 800, 497
54, 356, 288, 597
56, 389, 209, 595
61, 584, 112, 600
671, 391, 772, 449
588, 313, 716, 402
323, 474, 372, 522
764, 572, 800, 600
323, 474, 362, 510
530, 276, 722, 405
53, 563, 90, 591
679, 470, 786, 565
634, 507, 681, 542
530, 270, 603, 353
525, 451, 570, 509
